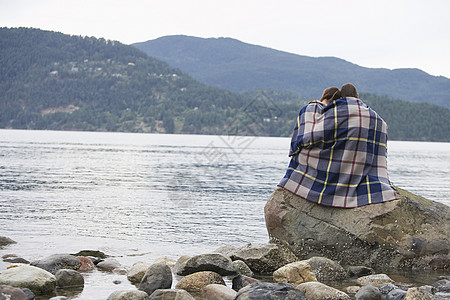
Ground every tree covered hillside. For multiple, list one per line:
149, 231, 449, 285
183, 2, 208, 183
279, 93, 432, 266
244, 89, 450, 142
1, 28, 449, 142
0, 27, 247, 134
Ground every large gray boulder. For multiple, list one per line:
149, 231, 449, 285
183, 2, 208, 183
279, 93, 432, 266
0, 265, 56, 295
138, 263, 172, 296
174, 253, 236, 276
30, 254, 81, 275
55, 269, 84, 288
265, 187, 450, 270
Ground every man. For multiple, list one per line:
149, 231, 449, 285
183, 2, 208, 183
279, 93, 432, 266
278, 83, 398, 208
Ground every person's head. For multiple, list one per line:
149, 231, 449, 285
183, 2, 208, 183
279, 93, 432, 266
320, 87, 339, 105
340, 83, 358, 98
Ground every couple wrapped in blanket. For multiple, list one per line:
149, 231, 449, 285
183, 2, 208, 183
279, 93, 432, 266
279, 83, 399, 208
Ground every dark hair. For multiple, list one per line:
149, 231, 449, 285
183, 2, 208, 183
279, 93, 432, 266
320, 87, 339, 102
330, 90, 341, 101
340, 83, 358, 98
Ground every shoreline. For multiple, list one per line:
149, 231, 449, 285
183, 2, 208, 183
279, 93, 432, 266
1, 238, 449, 300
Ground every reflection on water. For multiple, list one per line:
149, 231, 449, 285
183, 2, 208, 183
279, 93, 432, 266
0, 130, 449, 299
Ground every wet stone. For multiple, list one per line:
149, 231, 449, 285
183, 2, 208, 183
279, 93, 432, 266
174, 253, 236, 276
30, 254, 81, 275
347, 265, 375, 278
149, 289, 195, 300
55, 269, 84, 288
107, 289, 149, 300
96, 258, 121, 272
138, 263, 172, 296
0, 284, 29, 300
232, 275, 259, 292
355, 284, 382, 300
234, 281, 307, 300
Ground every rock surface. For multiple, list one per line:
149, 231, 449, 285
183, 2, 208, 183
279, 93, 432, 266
385, 288, 407, 300
30, 254, 81, 275
226, 243, 297, 275
232, 275, 259, 292
347, 266, 375, 278
71, 250, 108, 259
433, 279, 450, 297
138, 263, 172, 296
232, 260, 254, 277
149, 289, 195, 300
356, 274, 394, 288
404, 287, 432, 299
201, 284, 237, 300
173, 256, 191, 275
355, 284, 382, 300
378, 283, 398, 295
107, 289, 149, 300
0, 284, 29, 300
174, 253, 236, 276
96, 258, 121, 272
127, 261, 152, 284
304, 256, 347, 281
2, 254, 29, 264
234, 281, 307, 300
273, 261, 317, 285
55, 269, 84, 288
0, 265, 56, 295
346, 285, 361, 294
151, 257, 176, 268
175, 271, 225, 294
21, 287, 35, 300
297, 281, 350, 300
0, 237, 16, 248
76, 256, 95, 272
264, 187, 450, 270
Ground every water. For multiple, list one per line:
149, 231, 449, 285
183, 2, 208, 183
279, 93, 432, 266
0, 129, 449, 299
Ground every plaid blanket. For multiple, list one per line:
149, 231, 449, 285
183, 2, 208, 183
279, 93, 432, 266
278, 97, 399, 208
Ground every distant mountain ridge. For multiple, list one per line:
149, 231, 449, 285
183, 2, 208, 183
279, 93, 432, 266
133, 35, 450, 108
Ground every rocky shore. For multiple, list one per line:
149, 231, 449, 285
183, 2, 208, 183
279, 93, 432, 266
1, 187, 449, 299
0, 238, 449, 300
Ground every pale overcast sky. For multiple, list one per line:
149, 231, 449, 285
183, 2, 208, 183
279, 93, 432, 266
1, 0, 449, 78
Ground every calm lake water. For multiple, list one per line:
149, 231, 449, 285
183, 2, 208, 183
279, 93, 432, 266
0, 129, 449, 299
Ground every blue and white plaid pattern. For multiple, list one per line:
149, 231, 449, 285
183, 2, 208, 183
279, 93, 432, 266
279, 97, 398, 208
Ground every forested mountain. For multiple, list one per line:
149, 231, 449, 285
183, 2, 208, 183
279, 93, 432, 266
1, 28, 449, 142
133, 35, 450, 109
0, 27, 246, 134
